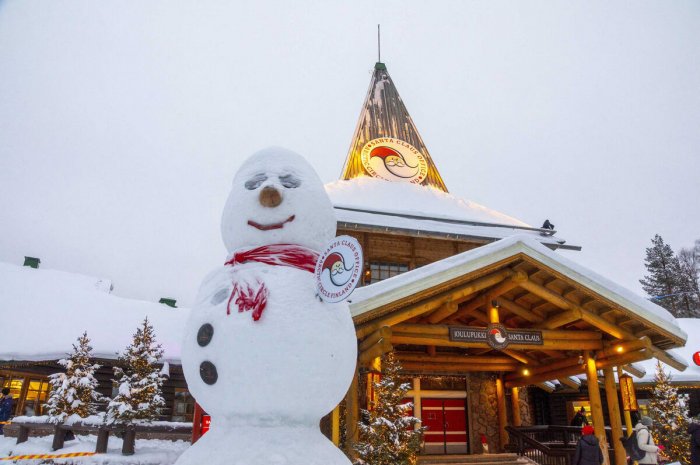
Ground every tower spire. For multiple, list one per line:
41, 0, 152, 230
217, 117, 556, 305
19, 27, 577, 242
339, 62, 448, 192
377, 24, 381, 63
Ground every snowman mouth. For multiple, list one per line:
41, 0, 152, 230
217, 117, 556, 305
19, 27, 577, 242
247, 215, 296, 231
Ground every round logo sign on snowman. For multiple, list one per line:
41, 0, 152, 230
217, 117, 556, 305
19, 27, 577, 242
360, 138, 428, 184
315, 236, 363, 303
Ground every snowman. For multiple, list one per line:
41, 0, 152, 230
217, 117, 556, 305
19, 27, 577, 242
175, 148, 357, 465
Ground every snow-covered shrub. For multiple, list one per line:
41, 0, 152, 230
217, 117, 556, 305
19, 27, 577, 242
106, 317, 165, 424
47, 331, 106, 423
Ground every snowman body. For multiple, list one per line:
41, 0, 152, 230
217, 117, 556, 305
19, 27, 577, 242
175, 148, 357, 465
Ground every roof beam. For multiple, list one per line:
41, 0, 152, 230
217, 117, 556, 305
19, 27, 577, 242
498, 298, 545, 324
355, 268, 514, 338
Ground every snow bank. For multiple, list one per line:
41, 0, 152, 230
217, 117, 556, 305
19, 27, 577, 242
0, 262, 188, 363
0, 434, 188, 465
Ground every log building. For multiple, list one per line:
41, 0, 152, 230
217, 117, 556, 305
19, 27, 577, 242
1, 61, 694, 465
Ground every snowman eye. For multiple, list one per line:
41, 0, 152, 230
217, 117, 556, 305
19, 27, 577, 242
245, 174, 267, 190
279, 174, 301, 189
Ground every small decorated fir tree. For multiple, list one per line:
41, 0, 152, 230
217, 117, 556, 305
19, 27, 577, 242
649, 361, 690, 464
354, 352, 423, 465
106, 317, 165, 424
47, 331, 105, 422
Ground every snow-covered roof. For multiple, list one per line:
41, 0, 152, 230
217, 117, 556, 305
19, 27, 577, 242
634, 318, 700, 384
1, 235, 688, 370
0, 262, 188, 363
326, 178, 579, 250
349, 235, 684, 346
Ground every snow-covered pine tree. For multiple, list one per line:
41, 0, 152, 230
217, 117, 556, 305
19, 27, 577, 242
106, 317, 165, 424
640, 235, 687, 317
354, 352, 423, 465
47, 332, 105, 423
649, 361, 690, 464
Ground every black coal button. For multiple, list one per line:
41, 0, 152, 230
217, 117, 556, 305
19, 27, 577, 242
197, 323, 214, 347
200, 361, 218, 385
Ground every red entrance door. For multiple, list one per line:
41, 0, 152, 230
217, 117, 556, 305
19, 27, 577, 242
421, 399, 468, 454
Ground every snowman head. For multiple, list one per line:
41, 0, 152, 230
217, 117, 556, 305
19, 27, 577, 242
221, 147, 336, 252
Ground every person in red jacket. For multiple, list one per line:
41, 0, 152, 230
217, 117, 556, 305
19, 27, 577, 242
573, 425, 603, 465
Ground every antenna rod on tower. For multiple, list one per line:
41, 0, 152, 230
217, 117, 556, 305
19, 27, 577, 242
378, 24, 381, 62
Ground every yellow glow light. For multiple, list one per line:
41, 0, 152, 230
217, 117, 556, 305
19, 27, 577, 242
522, 369, 530, 376
616, 345, 624, 353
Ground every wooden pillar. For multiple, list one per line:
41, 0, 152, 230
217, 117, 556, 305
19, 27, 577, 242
585, 351, 609, 465
603, 367, 626, 465
331, 405, 340, 446
412, 378, 422, 431
496, 376, 508, 451
511, 387, 522, 427
344, 366, 360, 456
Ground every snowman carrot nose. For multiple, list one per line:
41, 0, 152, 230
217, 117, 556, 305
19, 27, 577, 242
259, 186, 282, 208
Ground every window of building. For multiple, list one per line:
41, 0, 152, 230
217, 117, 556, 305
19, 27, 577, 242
567, 400, 592, 425
172, 388, 195, 422
23, 378, 51, 416
1, 376, 25, 416
369, 262, 408, 284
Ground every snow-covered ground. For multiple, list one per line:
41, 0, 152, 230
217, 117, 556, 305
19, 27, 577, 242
0, 434, 188, 465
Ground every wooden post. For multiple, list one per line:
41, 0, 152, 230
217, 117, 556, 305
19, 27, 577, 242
344, 367, 360, 457
585, 351, 609, 465
511, 387, 522, 427
331, 405, 341, 446
412, 378, 422, 431
96, 427, 110, 454
121, 425, 136, 455
496, 376, 508, 451
51, 424, 65, 451
603, 367, 626, 465
17, 425, 29, 444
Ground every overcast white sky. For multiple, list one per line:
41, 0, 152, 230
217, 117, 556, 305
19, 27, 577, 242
1, 1, 698, 308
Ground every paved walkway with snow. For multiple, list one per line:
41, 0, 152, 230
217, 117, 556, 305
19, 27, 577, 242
0, 434, 188, 464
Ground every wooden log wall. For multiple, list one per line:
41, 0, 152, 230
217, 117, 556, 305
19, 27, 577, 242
337, 229, 480, 273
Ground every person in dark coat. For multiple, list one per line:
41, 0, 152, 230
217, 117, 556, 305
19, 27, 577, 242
571, 406, 590, 427
0, 388, 13, 435
689, 422, 700, 465
573, 425, 603, 465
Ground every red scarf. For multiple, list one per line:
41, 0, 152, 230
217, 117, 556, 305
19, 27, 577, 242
224, 244, 319, 321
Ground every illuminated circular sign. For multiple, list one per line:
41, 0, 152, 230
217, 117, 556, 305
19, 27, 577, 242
315, 235, 363, 303
360, 138, 428, 184
487, 323, 509, 350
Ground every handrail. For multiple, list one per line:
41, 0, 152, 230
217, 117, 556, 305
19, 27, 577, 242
505, 426, 574, 465
505, 425, 624, 465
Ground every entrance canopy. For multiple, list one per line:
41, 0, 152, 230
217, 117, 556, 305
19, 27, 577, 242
350, 235, 687, 388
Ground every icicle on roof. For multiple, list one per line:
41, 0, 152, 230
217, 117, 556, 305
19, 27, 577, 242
340, 62, 449, 192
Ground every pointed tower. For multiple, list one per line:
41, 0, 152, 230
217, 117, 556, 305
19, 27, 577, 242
340, 62, 448, 192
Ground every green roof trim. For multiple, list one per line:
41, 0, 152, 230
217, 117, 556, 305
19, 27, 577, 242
374, 62, 386, 70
